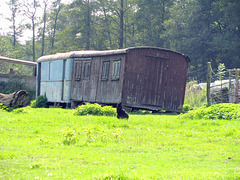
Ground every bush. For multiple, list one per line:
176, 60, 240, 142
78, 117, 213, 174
73, 103, 116, 116
179, 103, 240, 120
182, 104, 191, 111
31, 95, 48, 108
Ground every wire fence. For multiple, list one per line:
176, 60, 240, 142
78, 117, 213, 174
187, 65, 208, 83
209, 68, 240, 104
187, 62, 240, 105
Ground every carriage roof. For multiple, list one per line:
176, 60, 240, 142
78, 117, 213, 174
37, 47, 190, 62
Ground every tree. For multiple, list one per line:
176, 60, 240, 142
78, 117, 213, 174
211, 0, 240, 68
41, 0, 49, 56
50, 0, 62, 49
22, 0, 38, 62
136, 0, 173, 47
162, 0, 240, 72
7, 0, 19, 46
100, 0, 136, 49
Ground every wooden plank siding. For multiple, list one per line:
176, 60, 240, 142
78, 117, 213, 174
71, 55, 126, 104
122, 48, 189, 111
37, 47, 189, 111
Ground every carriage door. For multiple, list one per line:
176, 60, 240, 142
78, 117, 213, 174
141, 55, 168, 107
71, 58, 93, 102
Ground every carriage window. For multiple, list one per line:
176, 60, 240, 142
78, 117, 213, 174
75, 62, 82, 80
101, 61, 110, 80
83, 62, 91, 79
112, 60, 121, 80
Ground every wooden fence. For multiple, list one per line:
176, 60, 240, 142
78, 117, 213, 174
207, 62, 240, 106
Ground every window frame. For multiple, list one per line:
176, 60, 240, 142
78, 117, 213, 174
111, 60, 121, 80
101, 61, 110, 80
74, 61, 82, 81
83, 61, 91, 80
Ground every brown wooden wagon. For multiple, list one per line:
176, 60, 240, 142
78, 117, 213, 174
37, 47, 190, 112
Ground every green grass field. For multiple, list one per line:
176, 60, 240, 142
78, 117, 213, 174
0, 107, 240, 179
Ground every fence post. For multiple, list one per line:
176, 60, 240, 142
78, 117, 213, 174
229, 71, 232, 89
207, 62, 211, 106
235, 69, 239, 104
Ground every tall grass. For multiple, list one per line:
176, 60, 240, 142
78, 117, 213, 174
0, 107, 240, 179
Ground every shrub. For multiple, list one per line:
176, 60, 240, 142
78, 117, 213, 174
73, 103, 116, 116
179, 103, 240, 120
31, 95, 48, 108
102, 105, 117, 116
182, 104, 191, 112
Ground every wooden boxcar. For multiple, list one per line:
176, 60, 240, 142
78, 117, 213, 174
37, 47, 190, 111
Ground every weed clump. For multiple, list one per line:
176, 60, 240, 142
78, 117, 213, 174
184, 81, 206, 108
179, 103, 240, 120
31, 95, 48, 108
61, 127, 78, 145
0, 103, 18, 112
131, 109, 153, 114
182, 104, 191, 112
73, 103, 116, 116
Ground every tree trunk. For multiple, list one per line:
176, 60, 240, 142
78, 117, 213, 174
51, 4, 61, 49
32, 17, 35, 62
119, 0, 124, 49
41, 1, 48, 56
85, 0, 91, 49
0, 90, 30, 107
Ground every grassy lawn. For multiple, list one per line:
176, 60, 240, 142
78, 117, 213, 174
0, 107, 240, 179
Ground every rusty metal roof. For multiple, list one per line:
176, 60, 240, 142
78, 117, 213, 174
0, 56, 37, 67
37, 47, 190, 62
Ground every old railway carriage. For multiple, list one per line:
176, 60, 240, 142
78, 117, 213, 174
36, 47, 190, 111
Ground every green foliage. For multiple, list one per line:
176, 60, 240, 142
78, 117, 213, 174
61, 127, 78, 145
1, 108, 240, 179
0, 35, 33, 76
182, 104, 191, 112
217, 63, 226, 80
30, 99, 37, 108
73, 103, 116, 116
0, 103, 9, 111
131, 109, 153, 114
32, 95, 48, 108
2, 0, 240, 70
184, 81, 206, 108
0, 103, 18, 112
0, 77, 23, 94
12, 107, 30, 114
218, 63, 226, 73
0, 77, 35, 100
162, 0, 240, 69
179, 103, 240, 120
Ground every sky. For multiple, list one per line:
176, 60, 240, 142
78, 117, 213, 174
0, 0, 73, 43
